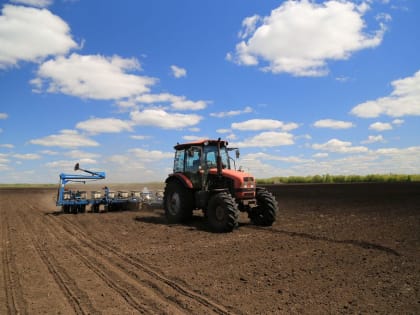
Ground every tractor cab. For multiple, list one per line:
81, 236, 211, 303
173, 139, 238, 189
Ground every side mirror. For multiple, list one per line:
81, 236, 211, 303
235, 149, 240, 159
74, 163, 80, 171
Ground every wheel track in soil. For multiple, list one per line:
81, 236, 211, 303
1, 198, 27, 315
40, 214, 161, 314
17, 204, 100, 315
54, 213, 236, 315
30, 201, 237, 315
22, 202, 164, 314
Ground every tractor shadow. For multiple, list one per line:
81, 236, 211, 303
133, 209, 216, 233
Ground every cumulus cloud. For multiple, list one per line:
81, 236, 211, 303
369, 122, 393, 131
231, 131, 294, 148
128, 148, 173, 162
170, 65, 187, 78
13, 153, 41, 160
11, 0, 52, 7
313, 119, 355, 129
130, 135, 151, 140
351, 70, 420, 117
0, 144, 14, 149
210, 106, 253, 118
129, 93, 208, 110
182, 135, 208, 142
130, 109, 202, 129
361, 134, 385, 144
32, 53, 156, 100
312, 138, 368, 153
29, 129, 99, 148
0, 113, 8, 119
64, 150, 99, 159
76, 118, 133, 134
46, 159, 97, 170
232, 119, 298, 131
0, 5, 77, 68
229, 0, 387, 76
392, 119, 404, 125
245, 152, 313, 164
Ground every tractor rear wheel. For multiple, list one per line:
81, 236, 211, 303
207, 192, 239, 232
249, 188, 278, 226
164, 181, 193, 223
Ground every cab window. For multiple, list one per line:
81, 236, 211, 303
186, 150, 201, 172
173, 149, 185, 172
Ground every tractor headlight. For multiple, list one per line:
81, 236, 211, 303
241, 177, 255, 188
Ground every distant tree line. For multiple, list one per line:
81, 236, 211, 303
256, 174, 420, 184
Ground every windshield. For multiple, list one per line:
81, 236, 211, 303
204, 145, 230, 169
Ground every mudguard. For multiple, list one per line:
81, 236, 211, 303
165, 173, 194, 189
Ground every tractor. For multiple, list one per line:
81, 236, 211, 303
163, 139, 278, 232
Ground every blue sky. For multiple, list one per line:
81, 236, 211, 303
0, 0, 419, 183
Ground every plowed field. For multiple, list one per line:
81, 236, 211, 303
1, 183, 419, 314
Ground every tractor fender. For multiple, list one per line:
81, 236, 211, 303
165, 173, 194, 189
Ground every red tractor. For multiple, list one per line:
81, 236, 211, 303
163, 139, 278, 232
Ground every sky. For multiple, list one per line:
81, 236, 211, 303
0, 0, 419, 184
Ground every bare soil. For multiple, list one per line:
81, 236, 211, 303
0, 183, 419, 314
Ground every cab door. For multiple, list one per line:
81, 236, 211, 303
185, 148, 202, 189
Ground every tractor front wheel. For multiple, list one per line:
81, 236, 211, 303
249, 188, 278, 226
207, 192, 239, 232
164, 181, 193, 223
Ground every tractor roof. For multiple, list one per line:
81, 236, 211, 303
174, 139, 228, 150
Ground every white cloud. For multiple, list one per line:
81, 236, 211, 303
313, 152, 329, 158
40, 150, 58, 155
32, 53, 156, 100
13, 153, 41, 160
210, 106, 253, 118
392, 119, 404, 125
0, 113, 8, 119
361, 135, 385, 144
313, 119, 355, 129
29, 129, 99, 148
369, 122, 393, 131
170, 65, 187, 78
230, 0, 386, 76
76, 118, 133, 134
245, 152, 313, 164
312, 138, 368, 153
0, 144, 14, 149
130, 109, 202, 129
172, 99, 207, 111
45, 158, 97, 170
231, 131, 294, 148
238, 15, 260, 39
11, 0, 53, 8
351, 70, 420, 117
182, 135, 208, 142
128, 148, 173, 162
130, 135, 151, 140
132, 93, 208, 110
232, 119, 298, 131
66, 150, 100, 159
0, 5, 77, 68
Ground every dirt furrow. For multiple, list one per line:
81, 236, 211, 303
41, 214, 172, 314
0, 199, 27, 315
56, 215, 235, 315
18, 206, 99, 315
